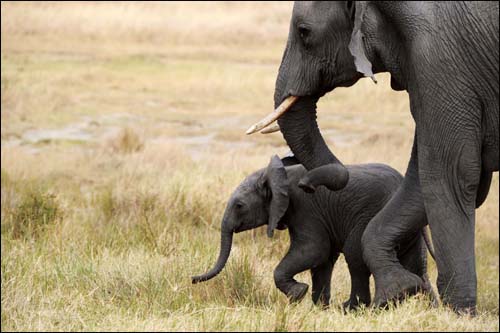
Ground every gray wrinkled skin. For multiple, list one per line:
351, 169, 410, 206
274, 1, 498, 314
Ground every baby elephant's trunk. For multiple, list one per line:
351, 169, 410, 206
192, 230, 233, 284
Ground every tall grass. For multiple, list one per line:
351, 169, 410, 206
2, 142, 498, 331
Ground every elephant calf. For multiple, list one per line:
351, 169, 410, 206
192, 155, 434, 309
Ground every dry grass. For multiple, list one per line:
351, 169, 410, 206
1, 2, 498, 331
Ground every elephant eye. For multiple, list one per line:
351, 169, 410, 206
235, 201, 246, 212
297, 25, 311, 42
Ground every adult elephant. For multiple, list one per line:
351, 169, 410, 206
247, 1, 498, 314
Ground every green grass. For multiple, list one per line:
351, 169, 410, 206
1, 1, 498, 331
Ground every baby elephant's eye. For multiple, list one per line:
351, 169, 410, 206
235, 201, 244, 209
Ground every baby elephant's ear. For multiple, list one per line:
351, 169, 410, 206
265, 155, 290, 238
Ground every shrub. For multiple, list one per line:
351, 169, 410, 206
5, 184, 62, 239
108, 127, 144, 154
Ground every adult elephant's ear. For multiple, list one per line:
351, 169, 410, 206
264, 155, 289, 238
348, 1, 377, 83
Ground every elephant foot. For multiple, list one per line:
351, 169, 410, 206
441, 298, 477, 316
436, 277, 476, 316
342, 299, 361, 312
287, 282, 309, 303
452, 305, 477, 317
373, 267, 424, 308
313, 297, 330, 309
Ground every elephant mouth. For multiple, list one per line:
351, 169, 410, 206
234, 223, 258, 233
233, 227, 244, 233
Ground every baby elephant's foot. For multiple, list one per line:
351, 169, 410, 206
313, 297, 330, 309
342, 300, 358, 312
342, 299, 368, 312
287, 282, 309, 303
373, 267, 424, 308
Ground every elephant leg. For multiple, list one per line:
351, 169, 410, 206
418, 122, 481, 315
274, 246, 327, 304
310, 254, 337, 307
362, 137, 428, 308
343, 267, 371, 311
398, 231, 438, 307
343, 223, 372, 310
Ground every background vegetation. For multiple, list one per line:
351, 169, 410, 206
1, 2, 498, 331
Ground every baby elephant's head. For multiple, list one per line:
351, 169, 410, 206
192, 155, 289, 284
227, 154, 290, 236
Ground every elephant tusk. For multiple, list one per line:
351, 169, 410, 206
260, 123, 280, 134
245, 96, 298, 135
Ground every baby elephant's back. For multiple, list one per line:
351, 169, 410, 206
285, 162, 403, 213
346, 163, 403, 192
335, 163, 403, 214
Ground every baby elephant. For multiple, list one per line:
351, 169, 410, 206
192, 155, 434, 309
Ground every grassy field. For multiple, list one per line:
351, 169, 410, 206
1, 2, 498, 331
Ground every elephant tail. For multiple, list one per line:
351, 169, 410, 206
422, 225, 436, 261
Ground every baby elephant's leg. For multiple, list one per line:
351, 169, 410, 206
311, 254, 338, 307
343, 225, 371, 310
344, 266, 371, 310
274, 247, 326, 303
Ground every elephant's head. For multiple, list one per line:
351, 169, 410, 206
247, 2, 383, 192
192, 155, 289, 284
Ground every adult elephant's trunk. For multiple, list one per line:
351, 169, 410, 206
246, 41, 349, 191
277, 96, 349, 191
192, 229, 233, 284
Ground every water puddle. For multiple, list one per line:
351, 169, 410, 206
2, 112, 359, 160
2, 113, 141, 148
22, 125, 94, 144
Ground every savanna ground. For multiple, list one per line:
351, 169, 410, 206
1, 2, 498, 331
